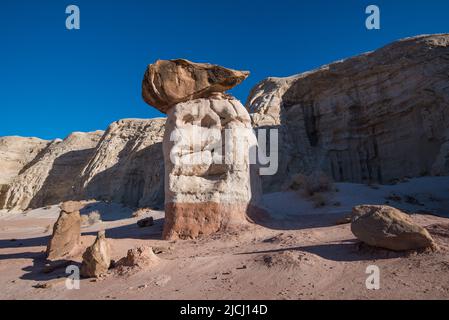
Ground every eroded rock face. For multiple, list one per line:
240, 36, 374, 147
0, 119, 166, 212
1, 131, 103, 211
351, 205, 437, 251
247, 34, 449, 191
81, 231, 111, 278
0, 136, 50, 186
77, 118, 165, 209
162, 95, 260, 239
142, 59, 249, 113
46, 202, 82, 260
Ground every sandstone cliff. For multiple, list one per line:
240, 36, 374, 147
0, 136, 50, 185
247, 34, 449, 192
77, 118, 165, 209
0, 118, 166, 212
0, 131, 103, 211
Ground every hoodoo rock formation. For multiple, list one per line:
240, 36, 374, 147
142, 59, 261, 239
247, 34, 449, 192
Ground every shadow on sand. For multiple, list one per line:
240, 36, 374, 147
237, 240, 407, 262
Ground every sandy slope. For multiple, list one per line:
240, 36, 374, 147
0, 178, 449, 300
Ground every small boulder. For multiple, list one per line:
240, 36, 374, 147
80, 231, 111, 278
351, 205, 437, 251
137, 217, 154, 228
46, 209, 81, 260
117, 246, 159, 269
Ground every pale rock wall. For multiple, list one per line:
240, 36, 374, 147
247, 34, 449, 191
1, 131, 103, 211
0, 119, 166, 211
0, 136, 50, 185
77, 118, 165, 208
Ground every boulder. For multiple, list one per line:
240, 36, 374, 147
116, 246, 159, 269
137, 217, 154, 228
142, 59, 249, 113
351, 205, 437, 251
46, 207, 81, 260
80, 231, 111, 278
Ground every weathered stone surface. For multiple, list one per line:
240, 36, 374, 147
60, 201, 85, 213
247, 34, 449, 191
0, 136, 50, 185
81, 231, 111, 278
46, 208, 81, 260
116, 246, 159, 269
351, 205, 437, 251
162, 96, 261, 239
0, 119, 165, 212
0, 131, 103, 211
164, 203, 257, 239
77, 118, 165, 209
142, 59, 249, 113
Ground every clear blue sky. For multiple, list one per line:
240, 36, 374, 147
1, 0, 448, 139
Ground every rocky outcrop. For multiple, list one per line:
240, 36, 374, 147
46, 201, 82, 260
0, 132, 103, 211
143, 60, 261, 239
81, 231, 111, 278
351, 205, 437, 251
0, 136, 50, 185
77, 118, 165, 209
142, 59, 249, 113
247, 34, 449, 191
0, 119, 165, 211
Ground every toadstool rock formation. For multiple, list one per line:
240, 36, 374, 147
142, 59, 261, 239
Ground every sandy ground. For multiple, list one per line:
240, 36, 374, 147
1, 178, 449, 300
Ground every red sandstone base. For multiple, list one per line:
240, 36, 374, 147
163, 202, 264, 240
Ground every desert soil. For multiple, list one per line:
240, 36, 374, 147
0, 177, 449, 299
1, 179, 449, 300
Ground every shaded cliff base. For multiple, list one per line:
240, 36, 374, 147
1, 176, 448, 299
